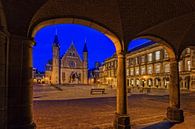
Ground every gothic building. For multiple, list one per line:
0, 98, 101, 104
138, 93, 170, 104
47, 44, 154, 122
45, 34, 88, 85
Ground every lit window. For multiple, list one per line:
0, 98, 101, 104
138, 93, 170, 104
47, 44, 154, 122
135, 57, 139, 65
131, 79, 134, 86
164, 64, 170, 73
155, 51, 161, 60
187, 60, 191, 71
147, 65, 153, 74
130, 68, 134, 76
148, 79, 152, 86
141, 56, 145, 63
148, 53, 153, 62
164, 50, 169, 59
130, 59, 134, 65
136, 79, 140, 86
126, 69, 129, 76
141, 66, 146, 75
126, 60, 129, 67
155, 64, 161, 73
135, 67, 139, 75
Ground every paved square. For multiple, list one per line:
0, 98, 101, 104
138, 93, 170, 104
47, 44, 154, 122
33, 84, 195, 129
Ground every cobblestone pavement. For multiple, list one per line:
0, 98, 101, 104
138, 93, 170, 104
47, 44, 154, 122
33, 85, 195, 129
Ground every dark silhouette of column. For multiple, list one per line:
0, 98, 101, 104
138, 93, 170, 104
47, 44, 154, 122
114, 52, 130, 129
0, 29, 8, 129
167, 58, 184, 122
8, 35, 36, 129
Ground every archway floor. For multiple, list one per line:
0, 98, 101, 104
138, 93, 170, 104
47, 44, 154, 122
33, 85, 195, 129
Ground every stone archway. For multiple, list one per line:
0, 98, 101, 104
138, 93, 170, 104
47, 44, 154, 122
26, 18, 129, 129
127, 35, 184, 122
28, 18, 122, 54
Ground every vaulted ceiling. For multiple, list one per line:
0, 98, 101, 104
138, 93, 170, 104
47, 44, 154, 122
1, 0, 195, 54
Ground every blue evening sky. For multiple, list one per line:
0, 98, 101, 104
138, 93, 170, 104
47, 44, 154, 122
33, 24, 150, 72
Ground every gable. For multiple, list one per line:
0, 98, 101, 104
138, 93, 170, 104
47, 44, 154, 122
61, 43, 83, 68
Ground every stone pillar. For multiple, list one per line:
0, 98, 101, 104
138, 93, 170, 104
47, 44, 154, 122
0, 29, 8, 129
167, 58, 184, 122
8, 35, 36, 129
190, 49, 195, 91
114, 52, 130, 129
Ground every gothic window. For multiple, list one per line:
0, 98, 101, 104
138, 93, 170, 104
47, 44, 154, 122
69, 61, 76, 68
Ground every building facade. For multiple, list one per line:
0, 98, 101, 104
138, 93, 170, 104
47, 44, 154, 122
45, 35, 88, 85
99, 54, 117, 87
99, 42, 195, 91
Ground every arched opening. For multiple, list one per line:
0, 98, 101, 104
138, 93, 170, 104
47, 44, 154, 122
154, 78, 161, 88
126, 35, 184, 124
163, 77, 170, 89
147, 78, 153, 88
28, 18, 128, 128
29, 18, 122, 54
140, 78, 146, 87
179, 47, 195, 92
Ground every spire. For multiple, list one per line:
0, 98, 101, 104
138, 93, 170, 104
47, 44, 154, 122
83, 39, 88, 52
70, 41, 76, 49
53, 29, 59, 47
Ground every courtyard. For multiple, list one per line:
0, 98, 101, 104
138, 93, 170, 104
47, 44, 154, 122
33, 84, 195, 129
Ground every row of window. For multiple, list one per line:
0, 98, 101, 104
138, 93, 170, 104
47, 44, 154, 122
126, 63, 170, 76
104, 60, 117, 69
126, 50, 169, 66
127, 78, 169, 87
179, 60, 191, 72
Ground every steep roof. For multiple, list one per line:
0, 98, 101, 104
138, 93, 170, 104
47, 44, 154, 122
61, 41, 82, 62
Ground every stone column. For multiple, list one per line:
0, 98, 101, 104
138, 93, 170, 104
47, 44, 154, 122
190, 49, 195, 91
167, 58, 184, 122
8, 35, 36, 129
0, 29, 8, 129
114, 52, 130, 129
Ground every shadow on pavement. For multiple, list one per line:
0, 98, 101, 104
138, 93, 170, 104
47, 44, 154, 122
142, 120, 175, 129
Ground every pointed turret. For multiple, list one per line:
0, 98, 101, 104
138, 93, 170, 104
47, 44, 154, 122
82, 40, 88, 84
53, 34, 60, 47
51, 33, 60, 85
83, 41, 88, 52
